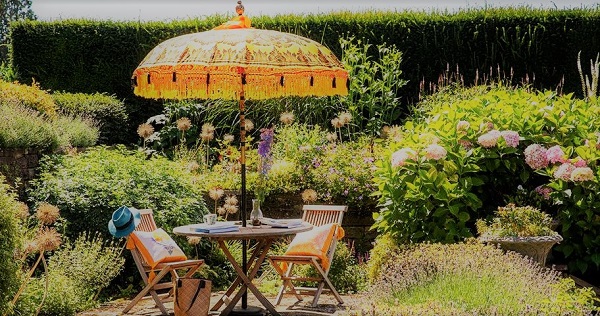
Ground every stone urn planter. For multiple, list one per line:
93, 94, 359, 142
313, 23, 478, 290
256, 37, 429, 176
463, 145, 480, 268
476, 204, 562, 266
479, 235, 563, 266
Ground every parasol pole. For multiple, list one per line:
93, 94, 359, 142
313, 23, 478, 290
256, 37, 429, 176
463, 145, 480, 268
239, 73, 249, 310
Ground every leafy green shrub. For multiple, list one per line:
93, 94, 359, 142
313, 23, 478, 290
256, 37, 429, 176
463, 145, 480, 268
14, 233, 124, 316
27, 145, 209, 240
0, 175, 23, 316
373, 85, 600, 276
340, 37, 408, 137
0, 61, 17, 82
357, 241, 598, 315
52, 92, 128, 145
0, 80, 57, 117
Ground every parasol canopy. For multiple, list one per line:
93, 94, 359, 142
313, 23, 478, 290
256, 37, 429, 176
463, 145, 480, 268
132, 28, 348, 100
131, 16, 348, 316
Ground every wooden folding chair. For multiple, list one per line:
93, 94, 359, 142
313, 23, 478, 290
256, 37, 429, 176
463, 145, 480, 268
268, 205, 347, 307
123, 209, 204, 315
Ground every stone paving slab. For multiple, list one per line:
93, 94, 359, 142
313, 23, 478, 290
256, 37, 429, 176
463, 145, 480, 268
78, 291, 362, 316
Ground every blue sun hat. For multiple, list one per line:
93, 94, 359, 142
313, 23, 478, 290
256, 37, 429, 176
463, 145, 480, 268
108, 206, 141, 238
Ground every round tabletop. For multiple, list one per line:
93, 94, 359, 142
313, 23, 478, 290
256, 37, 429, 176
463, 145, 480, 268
173, 222, 313, 240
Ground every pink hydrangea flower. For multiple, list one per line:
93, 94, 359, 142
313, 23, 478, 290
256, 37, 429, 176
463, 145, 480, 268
545, 145, 566, 164
524, 144, 548, 170
424, 144, 447, 160
554, 163, 575, 181
477, 130, 501, 148
535, 185, 552, 200
500, 130, 520, 148
571, 156, 588, 167
570, 167, 595, 182
457, 120, 470, 132
391, 148, 416, 167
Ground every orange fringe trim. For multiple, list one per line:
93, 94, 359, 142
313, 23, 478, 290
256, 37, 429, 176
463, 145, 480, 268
132, 65, 348, 100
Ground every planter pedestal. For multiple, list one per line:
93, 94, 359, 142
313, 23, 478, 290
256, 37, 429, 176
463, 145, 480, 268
480, 235, 563, 266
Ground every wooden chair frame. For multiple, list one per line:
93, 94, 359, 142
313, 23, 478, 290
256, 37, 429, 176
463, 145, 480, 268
123, 209, 204, 315
268, 204, 347, 307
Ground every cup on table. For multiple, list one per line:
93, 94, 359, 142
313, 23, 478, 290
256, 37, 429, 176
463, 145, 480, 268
204, 214, 217, 225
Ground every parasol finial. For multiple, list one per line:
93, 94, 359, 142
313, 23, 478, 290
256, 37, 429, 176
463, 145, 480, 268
213, 1, 252, 29
235, 1, 245, 15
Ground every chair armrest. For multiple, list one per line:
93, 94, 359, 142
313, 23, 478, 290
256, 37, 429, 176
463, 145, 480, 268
269, 255, 320, 262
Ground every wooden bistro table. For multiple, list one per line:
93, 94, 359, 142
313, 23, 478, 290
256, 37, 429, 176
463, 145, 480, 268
173, 222, 312, 316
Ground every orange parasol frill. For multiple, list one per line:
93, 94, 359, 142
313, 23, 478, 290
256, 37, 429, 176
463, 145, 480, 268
131, 28, 348, 101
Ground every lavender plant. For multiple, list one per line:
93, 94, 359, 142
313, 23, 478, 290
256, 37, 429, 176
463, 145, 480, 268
359, 241, 598, 315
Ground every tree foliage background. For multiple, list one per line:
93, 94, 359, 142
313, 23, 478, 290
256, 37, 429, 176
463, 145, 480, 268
0, 0, 35, 60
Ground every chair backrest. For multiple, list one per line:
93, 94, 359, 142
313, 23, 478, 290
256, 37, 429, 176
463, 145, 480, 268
301, 205, 347, 226
301, 205, 347, 271
130, 209, 158, 268
135, 209, 158, 232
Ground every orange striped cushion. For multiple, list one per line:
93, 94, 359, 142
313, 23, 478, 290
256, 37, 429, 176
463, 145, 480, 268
127, 228, 187, 281
283, 223, 344, 270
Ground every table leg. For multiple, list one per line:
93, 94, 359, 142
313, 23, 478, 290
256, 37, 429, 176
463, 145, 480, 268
218, 238, 280, 316
211, 240, 264, 312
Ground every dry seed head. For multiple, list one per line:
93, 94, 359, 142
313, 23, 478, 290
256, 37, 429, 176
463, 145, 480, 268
176, 117, 192, 131
326, 132, 337, 142
201, 123, 215, 134
36, 202, 60, 225
208, 188, 225, 201
187, 236, 201, 245
225, 204, 238, 214
200, 132, 214, 141
17, 202, 29, 220
245, 119, 254, 132
223, 134, 235, 143
224, 195, 238, 206
331, 117, 343, 128
137, 123, 154, 139
217, 207, 227, 216
301, 189, 318, 203
36, 227, 62, 252
339, 112, 352, 124
280, 112, 295, 125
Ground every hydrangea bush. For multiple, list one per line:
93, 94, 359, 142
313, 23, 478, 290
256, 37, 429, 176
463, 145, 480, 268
374, 85, 600, 276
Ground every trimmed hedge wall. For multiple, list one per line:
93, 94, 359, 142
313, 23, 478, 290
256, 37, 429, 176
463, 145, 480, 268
9, 8, 600, 109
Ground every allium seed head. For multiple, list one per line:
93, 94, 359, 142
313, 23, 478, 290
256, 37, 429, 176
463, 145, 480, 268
137, 123, 154, 139
176, 117, 192, 131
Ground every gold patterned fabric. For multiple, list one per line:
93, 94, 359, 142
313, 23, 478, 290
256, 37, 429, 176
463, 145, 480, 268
132, 28, 348, 100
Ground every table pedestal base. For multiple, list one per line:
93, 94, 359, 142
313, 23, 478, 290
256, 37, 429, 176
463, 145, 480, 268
229, 306, 265, 316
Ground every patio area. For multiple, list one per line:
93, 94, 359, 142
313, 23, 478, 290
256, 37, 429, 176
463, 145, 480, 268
77, 291, 362, 316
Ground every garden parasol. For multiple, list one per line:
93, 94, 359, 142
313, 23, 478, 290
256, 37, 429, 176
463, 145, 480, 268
131, 7, 348, 314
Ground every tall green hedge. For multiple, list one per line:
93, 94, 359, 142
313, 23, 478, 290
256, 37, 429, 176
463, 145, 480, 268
9, 8, 600, 111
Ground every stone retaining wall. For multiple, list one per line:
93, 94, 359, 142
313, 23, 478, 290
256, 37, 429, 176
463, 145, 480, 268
0, 148, 47, 199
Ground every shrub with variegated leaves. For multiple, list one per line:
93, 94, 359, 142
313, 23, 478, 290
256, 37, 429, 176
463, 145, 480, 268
374, 85, 600, 277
